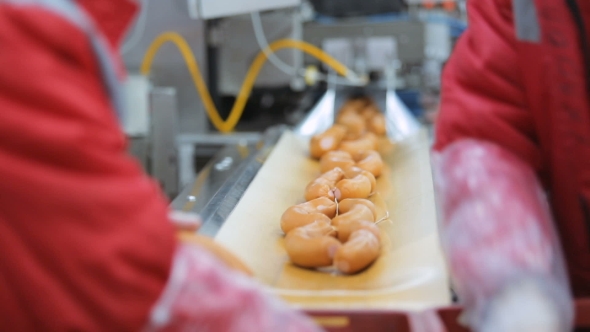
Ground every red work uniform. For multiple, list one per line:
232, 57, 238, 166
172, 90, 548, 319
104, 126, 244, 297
0, 2, 323, 331
435, 0, 590, 296
0, 1, 176, 330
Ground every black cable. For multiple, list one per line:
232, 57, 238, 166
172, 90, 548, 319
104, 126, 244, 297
565, 0, 590, 95
565, 0, 590, 240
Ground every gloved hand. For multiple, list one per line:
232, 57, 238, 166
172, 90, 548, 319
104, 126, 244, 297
432, 139, 574, 332
167, 210, 253, 275
144, 243, 323, 332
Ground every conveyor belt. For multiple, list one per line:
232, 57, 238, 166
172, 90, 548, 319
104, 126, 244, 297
172, 87, 421, 237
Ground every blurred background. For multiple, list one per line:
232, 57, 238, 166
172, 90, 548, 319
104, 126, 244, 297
120, 0, 467, 200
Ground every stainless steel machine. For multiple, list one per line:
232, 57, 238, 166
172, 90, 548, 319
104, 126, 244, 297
118, 0, 465, 320
120, 0, 465, 198
170, 85, 422, 235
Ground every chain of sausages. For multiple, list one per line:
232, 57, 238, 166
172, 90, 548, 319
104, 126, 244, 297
280, 97, 388, 274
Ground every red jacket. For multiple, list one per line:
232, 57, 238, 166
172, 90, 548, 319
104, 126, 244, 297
435, 0, 590, 296
0, 1, 176, 330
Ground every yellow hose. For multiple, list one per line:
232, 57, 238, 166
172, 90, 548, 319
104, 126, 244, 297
140, 31, 352, 133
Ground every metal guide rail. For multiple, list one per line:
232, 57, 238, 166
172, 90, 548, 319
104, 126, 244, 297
171, 125, 285, 236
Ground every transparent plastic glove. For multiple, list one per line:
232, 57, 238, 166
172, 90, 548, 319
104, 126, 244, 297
145, 244, 323, 332
432, 139, 574, 332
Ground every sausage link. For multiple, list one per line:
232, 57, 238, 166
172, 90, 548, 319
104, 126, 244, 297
335, 174, 372, 200
334, 229, 381, 274
320, 151, 355, 174
310, 125, 348, 159
285, 220, 341, 268
355, 151, 384, 178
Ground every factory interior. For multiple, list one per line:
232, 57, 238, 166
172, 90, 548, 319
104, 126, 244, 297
6, 0, 590, 331
109, 0, 590, 330
119, 2, 473, 329
122, 0, 461, 201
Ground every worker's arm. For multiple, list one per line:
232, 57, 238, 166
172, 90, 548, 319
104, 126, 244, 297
434, 0, 573, 331
0, 4, 176, 330
146, 243, 322, 332
0, 4, 320, 331
434, 0, 541, 167
434, 141, 573, 331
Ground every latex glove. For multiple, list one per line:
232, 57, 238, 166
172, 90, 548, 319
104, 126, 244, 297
145, 244, 323, 332
432, 139, 573, 332
480, 279, 563, 332
168, 210, 252, 275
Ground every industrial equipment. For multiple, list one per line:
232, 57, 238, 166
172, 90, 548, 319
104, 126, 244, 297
110, 3, 590, 331
121, 0, 464, 197
117, 0, 468, 327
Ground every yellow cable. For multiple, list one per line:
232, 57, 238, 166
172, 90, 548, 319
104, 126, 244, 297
140, 31, 352, 133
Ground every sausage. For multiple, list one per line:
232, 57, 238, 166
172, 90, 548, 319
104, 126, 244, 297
304, 168, 345, 201
360, 104, 379, 121
332, 204, 375, 227
368, 113, 387, 136
338, 105, 360, 119
310, 124, 348, 159
343, 165, 362, 178
339, 133, 378, 157
362, 132, 380, 151
338, 99, 366, 115
334, 173, 372, 200
304, 177, 336, 202
281, 209, 331, 235
334, 229, 381, 274
320, 150, 355, 174
306, 196, 339, 217
359, 170, 377, 194
331, 203, 377, 254
340, 164, 379, 193
319, 167, 346, 183
354, 150, 384, 178
280, 197, 337, 234
335, 219, 380, 243
337, 198, 377, 220
284, 220, 342, 268
336, 111, 366, 140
